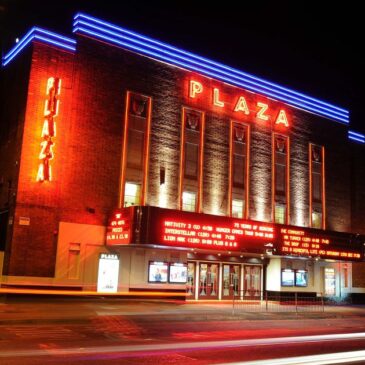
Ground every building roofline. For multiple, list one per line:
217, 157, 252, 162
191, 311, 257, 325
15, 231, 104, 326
2, 12, 350, 125
2, 27, 76, 67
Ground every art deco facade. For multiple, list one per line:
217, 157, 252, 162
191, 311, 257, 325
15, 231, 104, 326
0, 14, 364, 300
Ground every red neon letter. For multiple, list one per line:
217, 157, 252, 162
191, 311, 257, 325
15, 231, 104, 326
234, 96, 250, 115
189, 80, 203, 98
256, 102, 269, 121
37, 77, 61, 182
275, 109, 289, 127
213, 88, 224, 107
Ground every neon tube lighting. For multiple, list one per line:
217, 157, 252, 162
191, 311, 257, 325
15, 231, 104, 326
73, 13, 349, 123
348, 135, 365, 144
73, 13, 348, 116
73, 19, 347, 119
348, 130, 365, 138
73, 25, 348, 123
2, 28, 76, 66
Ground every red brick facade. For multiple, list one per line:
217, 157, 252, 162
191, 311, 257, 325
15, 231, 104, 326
0, 33, 363, 278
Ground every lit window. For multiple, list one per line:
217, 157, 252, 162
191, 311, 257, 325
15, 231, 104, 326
124, 182, 141, 207
312, 211, 322, 229
232, 199, 244, 218
182, 191, 196, 212
274, 204, 286, 224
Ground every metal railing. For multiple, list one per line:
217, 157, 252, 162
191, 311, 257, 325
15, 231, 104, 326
232, 290, 324, 314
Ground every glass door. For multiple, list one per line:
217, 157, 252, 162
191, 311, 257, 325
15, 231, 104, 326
198, 263, 219, 299
187, 262, 195, 297
222, 264, 241, 299
244, 265, 261, 297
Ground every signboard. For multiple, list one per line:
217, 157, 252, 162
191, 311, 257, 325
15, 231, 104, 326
105, 207, 363, 261
106, 208, 133, 245
97, 253, 120, 293
278, 227, 362, 261
143, 207, 275, 253
19, 217, 30, 226
185, 79, 290, 130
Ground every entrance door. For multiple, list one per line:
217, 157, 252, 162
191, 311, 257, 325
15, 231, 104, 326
243, 265, 261, 296
187, 262, 195, 298
198, 263, 219, 299
222, 264, 241, 299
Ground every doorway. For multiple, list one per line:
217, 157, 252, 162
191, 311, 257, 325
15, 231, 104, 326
198, 262, 219, 299
222, 264, 241, 299
243, 265, 261, 296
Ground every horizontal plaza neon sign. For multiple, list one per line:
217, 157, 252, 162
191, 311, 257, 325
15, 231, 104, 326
189, 80, 290, 127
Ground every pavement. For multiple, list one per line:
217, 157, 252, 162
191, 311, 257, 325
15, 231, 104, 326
1, 292, 365, 323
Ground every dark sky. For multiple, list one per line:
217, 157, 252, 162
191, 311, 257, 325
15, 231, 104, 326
1, 1, 364, 133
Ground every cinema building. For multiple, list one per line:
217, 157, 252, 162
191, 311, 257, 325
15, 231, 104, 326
1, 13, 365, 300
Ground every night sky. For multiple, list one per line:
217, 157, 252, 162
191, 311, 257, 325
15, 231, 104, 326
1, 1, 364, 133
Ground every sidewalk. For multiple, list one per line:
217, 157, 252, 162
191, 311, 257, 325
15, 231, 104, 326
2, 292, 365, 324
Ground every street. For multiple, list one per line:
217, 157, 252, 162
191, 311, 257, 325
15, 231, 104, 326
2, 296, 365, 364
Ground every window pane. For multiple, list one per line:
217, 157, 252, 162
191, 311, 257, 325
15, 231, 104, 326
274, 204, 286, 224
275, 164, 286, 194
182, 191, 196, 212
124, 182, 141, 207
312, 172, 321, 201
185, 142, 198, 179
312, 211, 322, 229
232, 199, 244, 218
233, 154, 245, 187
127, 129, 144, 168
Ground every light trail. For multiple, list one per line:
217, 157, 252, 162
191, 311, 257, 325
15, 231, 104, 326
1, 332, 365, 358
226, 349, 365, 364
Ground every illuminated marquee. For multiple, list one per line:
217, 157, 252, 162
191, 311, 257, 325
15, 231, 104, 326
279, 228, 361, 260
162, 220, 274, 249
147, 207, 275, 252
105, 207, 363, 261
36, 77, 61, 182
106, 208, 133, 245
189, 80, 289, 127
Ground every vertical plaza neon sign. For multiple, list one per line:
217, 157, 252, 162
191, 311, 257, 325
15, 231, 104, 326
189, 80, 289, 127
36, 77, 61, 182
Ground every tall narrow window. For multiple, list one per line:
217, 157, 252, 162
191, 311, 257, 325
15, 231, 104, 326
229, 122, 249, 218
119, 92, 152, 208
179, 107, 204, 212
272, 134, 289, 224
309, 144, 325, 229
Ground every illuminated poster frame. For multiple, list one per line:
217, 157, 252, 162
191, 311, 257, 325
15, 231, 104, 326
169, 263, 188, 284
148, 261, 168, 283
281, 269, 295, 287
295, 270, 308, 287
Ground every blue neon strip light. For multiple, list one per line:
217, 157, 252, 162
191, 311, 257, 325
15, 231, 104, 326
73, 24, 348, 123
73, 19, 346, 120
73, 13, 347, 115
2, 27, 76, 67
348, 130, 365, 144
73, 13, 349, 124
